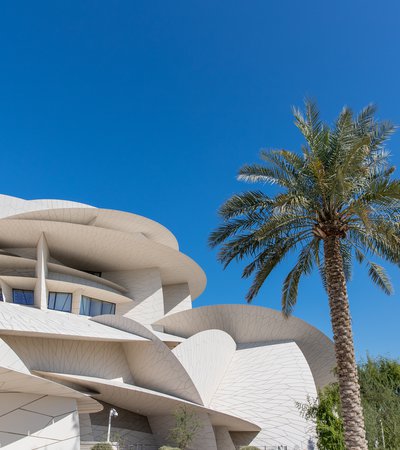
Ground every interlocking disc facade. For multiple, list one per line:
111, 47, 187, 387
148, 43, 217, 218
0, 194, 335, 449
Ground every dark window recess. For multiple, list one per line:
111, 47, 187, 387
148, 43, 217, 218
84, 271, 102, 278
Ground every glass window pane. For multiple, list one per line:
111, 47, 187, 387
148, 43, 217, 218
55, 293, 72, 312
13, 289, 34, 305
48, 292, 56, 309
48, 292, 72, 312
101, 302, 114, 314
80, 296, 91, 316
89, 299, 102, 316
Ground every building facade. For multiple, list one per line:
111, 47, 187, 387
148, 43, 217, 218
0, 195, 335, 449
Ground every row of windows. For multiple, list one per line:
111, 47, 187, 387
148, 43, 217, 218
80, 295, 116, 316
9, 289, 116, 316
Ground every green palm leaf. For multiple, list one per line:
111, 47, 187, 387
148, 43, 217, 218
367, 262, 393, 295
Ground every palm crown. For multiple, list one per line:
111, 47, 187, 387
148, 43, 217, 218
209, 101, 400, 316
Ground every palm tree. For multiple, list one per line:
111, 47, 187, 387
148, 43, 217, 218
209, 101, 400, 450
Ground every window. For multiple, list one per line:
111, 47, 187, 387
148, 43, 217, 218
48, 292, 72, 312
80, 295, 116, 317
13, 289, 34, 305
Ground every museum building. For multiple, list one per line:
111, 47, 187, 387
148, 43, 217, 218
0, 195, 335, 449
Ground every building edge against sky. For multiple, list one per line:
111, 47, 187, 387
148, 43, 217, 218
0, 194, 335, 449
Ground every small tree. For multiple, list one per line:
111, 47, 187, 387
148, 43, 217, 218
359, 357, 400, 449
298, 357, 400, 449
168, 406, 202, 450
91, 443, 113, 450
297, 384, 345, 450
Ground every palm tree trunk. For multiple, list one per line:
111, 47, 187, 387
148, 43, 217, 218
324, 235, 368, 450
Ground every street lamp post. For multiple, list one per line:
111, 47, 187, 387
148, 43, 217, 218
107, 408, 118, 443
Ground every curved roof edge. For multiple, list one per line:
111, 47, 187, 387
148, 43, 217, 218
0, 194, 205, 296
0, 195, 179, 250
156, 304, 336, 390
35, 371, 261, 432
0, 194, 93, 218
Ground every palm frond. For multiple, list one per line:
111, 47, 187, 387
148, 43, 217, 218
369, 121, 396, 151
218, 191, 273, 219
238, 164, 290, 186
367, 262, 393, 295
281, 239, 318, 316
355, 248, 365, 264
245, 236, 299, 302
349, 222, 400, 264
209, 214, 265, 248
355, 104, 377, 133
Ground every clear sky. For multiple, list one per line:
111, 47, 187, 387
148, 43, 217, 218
0, 1, 399, 359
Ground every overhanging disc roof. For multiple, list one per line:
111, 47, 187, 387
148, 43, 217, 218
0, 217, 206, 299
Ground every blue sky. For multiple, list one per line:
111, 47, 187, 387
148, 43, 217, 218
0, 1, 399, 359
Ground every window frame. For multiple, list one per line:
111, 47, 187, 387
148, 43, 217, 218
80, 295, 116, 317
12, 289, 34, 306
48, 291, 72, 313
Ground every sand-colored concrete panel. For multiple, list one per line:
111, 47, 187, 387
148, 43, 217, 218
172, 329, 236, 406
163, 283, 192, 316
106, 268, 165, 324
0, 393, 80, 449
92, 314, 203, 403
213, 426, 236, 450
0, 302, 148, 342
210, 341, 317, 448
4, 335, 134, 384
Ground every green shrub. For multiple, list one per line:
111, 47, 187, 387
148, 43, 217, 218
239, 446, 261, 450
159, 447, 181, 450
91, 443, 113, 450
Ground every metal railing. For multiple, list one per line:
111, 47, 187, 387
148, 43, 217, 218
235, 447, 289, 450
127, 446, 290, 450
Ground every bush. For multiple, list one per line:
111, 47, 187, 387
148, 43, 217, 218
159, 447, 181, 450
167, 406, 201, 450
239, 447, 261, 450
91, 443, 113, 450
